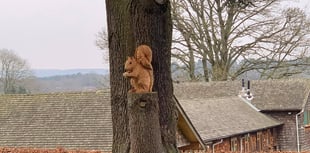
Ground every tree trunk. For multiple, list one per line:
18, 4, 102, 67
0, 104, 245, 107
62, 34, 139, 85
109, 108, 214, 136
212, 64, 228, 81
106, 1, 134, 153
130, 1, 178, 153
127, 92, 164, 153
188, 45, 196, 81
106, 0, 177, 153
201, 55, 209, 82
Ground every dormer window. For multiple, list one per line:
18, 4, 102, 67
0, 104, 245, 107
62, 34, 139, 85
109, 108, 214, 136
304, 110, 310, 126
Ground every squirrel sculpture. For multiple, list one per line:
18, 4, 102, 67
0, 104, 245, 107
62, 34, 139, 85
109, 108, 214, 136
134, 45, 153, 70
123, 45, 154, 93
123, 56, 153, 93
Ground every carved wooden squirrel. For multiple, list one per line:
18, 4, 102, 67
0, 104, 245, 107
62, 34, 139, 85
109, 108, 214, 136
123, 45, 154, 93
135, 45, 153, 70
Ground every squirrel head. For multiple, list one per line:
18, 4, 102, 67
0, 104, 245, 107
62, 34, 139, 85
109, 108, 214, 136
124, 56, 137, 72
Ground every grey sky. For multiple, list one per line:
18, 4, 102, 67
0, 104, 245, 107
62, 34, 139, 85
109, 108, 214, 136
0, 0, 107, 69
0, 0, 308, 69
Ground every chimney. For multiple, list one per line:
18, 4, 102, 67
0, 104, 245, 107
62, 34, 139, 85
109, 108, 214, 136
242, 79, 245, 91
239, 79, 246, 96
246, 80, 253, 101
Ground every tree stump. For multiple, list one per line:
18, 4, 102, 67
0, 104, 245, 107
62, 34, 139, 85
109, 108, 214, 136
127, 92, 164, 153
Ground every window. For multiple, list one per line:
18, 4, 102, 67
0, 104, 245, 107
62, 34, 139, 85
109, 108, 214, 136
304, 110, 310, 125
251, 135, 256, 152
257, 132, 263, 151
231, 138, 238, 152
244, 134, 250, 152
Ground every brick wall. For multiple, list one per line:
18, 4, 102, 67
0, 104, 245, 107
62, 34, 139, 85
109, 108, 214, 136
180, 128, 276, 153
264, 111, 299, 151
261, 93, 310, 152
300, 93, 310, 151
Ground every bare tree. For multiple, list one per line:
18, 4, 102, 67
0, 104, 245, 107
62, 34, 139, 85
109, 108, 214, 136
95, 29, 109, 61
171, 0, 310, 81
95, 29, 108, 50
0, 49, 32, 94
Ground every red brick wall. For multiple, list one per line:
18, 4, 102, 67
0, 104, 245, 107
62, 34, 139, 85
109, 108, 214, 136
264, 111, 299, 151
180, 128, 277, 153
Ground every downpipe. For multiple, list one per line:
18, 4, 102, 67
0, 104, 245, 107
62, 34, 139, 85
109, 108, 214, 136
296, 110, 303, 153
212, 139, 223, 153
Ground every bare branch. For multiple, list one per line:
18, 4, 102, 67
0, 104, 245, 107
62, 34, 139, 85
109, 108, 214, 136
171, 0, 310, 81
0, 49, 33, 94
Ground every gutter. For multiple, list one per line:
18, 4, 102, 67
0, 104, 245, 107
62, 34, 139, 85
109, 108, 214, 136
296, 110, 303, 153
212, 139, 223, 153
295, 87, 310, 153
204, 122, 282, 142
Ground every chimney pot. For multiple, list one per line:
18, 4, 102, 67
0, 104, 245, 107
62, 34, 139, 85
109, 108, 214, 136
247, 80, 250, 89
242, 79, 245, 87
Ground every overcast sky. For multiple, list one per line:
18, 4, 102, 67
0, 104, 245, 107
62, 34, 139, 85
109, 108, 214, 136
0, 0, 107, 69
0, 0, 309, 70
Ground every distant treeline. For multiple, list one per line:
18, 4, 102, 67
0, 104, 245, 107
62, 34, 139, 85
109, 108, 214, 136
23, 73, 110, 94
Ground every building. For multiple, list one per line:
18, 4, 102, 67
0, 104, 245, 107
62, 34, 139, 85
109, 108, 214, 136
174, 79, 310, 151
0, 79, 309, 152
175, 96, 281, 152
0, 90, 202, 152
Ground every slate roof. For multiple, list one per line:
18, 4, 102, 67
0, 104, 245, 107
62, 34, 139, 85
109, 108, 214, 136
174, 79, 310, 111
176, 96, 282, 142
0, 90, 112, 151
1, 79, 307, 149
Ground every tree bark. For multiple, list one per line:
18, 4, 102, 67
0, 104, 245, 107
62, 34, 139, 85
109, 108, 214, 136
127, 92, 164, 153
201, 55, 209, 82
106, 0, 177, 153
130, 1, 178, 153
106, 1, 133, 153
212, 64, 228, 81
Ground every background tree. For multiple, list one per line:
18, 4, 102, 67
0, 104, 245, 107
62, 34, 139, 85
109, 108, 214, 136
171, 0, 310, 81
95, 29, 109, 61
105, 0, 178, 153
0, 49, 32, 94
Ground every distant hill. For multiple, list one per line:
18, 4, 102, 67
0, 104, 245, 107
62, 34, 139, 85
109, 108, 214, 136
25, 73, 110, 94
33, 69, 109, 78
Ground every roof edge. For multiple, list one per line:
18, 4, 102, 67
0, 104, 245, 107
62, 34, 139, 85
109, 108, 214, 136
301, 89, 310, 110
260, 109, 302, 112
174, 95, 206, 150
204, 123, 283, 143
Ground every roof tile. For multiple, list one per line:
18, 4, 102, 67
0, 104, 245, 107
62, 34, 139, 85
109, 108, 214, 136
0, 90, 112, 151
